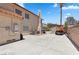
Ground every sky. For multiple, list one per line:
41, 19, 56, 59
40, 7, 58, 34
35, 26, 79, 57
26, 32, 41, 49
18, 3, 79, 24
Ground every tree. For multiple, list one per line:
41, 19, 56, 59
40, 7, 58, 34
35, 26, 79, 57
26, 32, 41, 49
76, 20, 79, 27
47, 23, 53, 29
64, 21, 68, 32
42, 23, 53, 31
42, 23, 57, 31
42, 26, 50, 31
66, 16, 76, 25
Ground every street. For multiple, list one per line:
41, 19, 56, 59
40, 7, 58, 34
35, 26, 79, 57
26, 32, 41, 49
0, 33, 78, 55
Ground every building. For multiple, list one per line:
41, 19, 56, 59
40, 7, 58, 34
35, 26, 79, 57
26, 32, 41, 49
13, 3, 39, 34
0, 3, 39, 33
0, 3, 39, 45
0, 5, 23, 45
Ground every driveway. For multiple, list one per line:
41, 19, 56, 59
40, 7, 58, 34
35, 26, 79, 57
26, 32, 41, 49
0, 34, 78, 55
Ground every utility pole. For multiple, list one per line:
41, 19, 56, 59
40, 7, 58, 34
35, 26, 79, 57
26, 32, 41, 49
60, 3, 63, 25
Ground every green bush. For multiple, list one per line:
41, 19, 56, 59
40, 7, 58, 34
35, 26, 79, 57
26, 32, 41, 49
42, 26, 50, 31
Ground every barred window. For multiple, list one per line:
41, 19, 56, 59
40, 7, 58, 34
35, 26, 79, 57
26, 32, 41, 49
13, 23, 19, 32
25, 14, 29, 19
15, 9, 22, 16
23, 26, 28, 31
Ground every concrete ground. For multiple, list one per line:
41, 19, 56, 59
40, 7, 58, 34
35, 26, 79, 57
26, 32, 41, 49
0, 33, 79, 55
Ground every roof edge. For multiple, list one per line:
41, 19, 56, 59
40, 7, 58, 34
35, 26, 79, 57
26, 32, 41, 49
13, 3, 39, 17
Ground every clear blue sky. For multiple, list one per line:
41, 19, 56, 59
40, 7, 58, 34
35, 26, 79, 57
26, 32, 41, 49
18, 3, 79, 24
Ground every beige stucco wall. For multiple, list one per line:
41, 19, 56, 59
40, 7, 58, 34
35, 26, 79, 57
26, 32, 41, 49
0, 3, 15, 12
0, 3, 39, 45
0, 8, 23, 45
29, 13, 39, 32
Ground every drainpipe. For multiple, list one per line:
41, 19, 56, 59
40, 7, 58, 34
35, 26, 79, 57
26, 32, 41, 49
37, 10, 42, 34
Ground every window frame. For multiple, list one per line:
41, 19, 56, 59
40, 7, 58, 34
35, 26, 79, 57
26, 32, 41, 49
15, 9, 22, 16
12, 23, 19, 32
25, 13, 29, 19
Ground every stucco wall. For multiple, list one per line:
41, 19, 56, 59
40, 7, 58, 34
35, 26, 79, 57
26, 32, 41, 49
0, 9, 23, 45
0, 3, 15, 12
29, 13, 39, 32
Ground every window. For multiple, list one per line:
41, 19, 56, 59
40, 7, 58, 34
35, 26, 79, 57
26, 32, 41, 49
25, 13, 29, 19
15, 9, 22, 16
23, 26, 28, 31
13, 23, 19, 32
